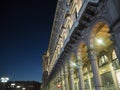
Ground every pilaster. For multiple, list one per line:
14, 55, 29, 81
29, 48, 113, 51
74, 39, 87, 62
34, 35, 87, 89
64, 63, 69, 90
76, 57, 85, 90
60, 68, 65, 90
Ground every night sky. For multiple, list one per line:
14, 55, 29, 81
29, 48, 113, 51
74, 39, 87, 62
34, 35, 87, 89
0, 0, 57, 82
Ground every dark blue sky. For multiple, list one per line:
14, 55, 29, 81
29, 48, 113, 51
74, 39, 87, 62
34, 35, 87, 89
0, 0, 57, 82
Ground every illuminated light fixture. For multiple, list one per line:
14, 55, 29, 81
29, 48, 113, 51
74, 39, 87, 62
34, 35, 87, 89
116, 71, 120, 88
96, 38, 104, 44
11, 83, 15, 86
1, 77, 9, 83
72, 62, 76, 67
11, 83, 16, 87
16, 85, 21, 88
57, 84, 61, 88
67, 16, 71, 20
70, 61, 78, 68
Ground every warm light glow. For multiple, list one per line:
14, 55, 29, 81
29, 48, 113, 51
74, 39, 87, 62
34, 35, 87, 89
112, 49, 117, 59
11, 83, 15, 86
101, 68, 107, 72
57, 84, 61, 88
16, 85, 21, 88
72, 62, 76, 66
70, 61, 78, 68
116, 70, 120, 88
22, 88, 26, 90
96, 38, 104, 44
11, 83, 16, 88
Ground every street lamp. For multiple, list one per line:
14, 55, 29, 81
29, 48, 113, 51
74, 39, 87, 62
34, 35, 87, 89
0, 77, 9, 90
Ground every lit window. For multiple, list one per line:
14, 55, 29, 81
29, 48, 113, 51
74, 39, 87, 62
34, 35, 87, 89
112, 49, 117, 60
99, 55, 109, 67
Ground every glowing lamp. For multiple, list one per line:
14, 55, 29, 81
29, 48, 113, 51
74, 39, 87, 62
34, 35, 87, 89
57, 84, 61, 88
96, 38, 104, 44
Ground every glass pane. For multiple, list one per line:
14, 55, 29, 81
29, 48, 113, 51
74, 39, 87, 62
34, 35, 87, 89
112, 59, 120, 69
101, 72, 115, 89
104, 55, 109, 63
84, 80, 90, 89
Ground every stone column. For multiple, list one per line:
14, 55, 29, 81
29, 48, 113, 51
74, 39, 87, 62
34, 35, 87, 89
58, 73, 61, 90
49, 81, 52, 90
56, 76, 59, 90
88, 49, 103, 90
109, 62, 119, 90
87, 66, 92, 90
51, 81, 54, 90
60, 68, 65, 90
69, 60, 75, 90
64, 64, 69, 90
49, 82, 50, 90
55, 75, 58, 90
111, 36, 120, 63
58, 71, 62, 90
53, 78, 57, 90
111, 21, 120, 62
76, 57, 85, 90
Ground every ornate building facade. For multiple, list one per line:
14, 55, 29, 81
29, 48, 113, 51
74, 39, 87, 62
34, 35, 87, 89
42, 0, 120, 90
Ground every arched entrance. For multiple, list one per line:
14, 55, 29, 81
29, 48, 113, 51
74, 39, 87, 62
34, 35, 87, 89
89, 21, 120, 89
77, 42, 93, 90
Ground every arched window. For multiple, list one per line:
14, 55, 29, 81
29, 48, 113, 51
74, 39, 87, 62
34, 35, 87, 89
98, 55, 109, 67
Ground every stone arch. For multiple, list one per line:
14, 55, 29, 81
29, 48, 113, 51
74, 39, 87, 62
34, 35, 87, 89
87, 19, 120, 90
87, 19, 111, 51
75, 40, 93, 90
76, 40, 89, 74
76, 40, 88, 63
